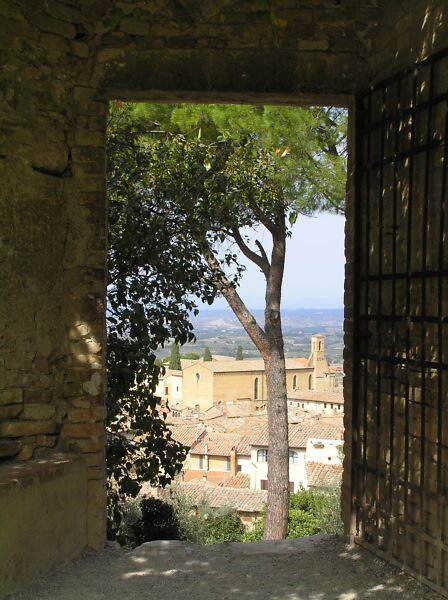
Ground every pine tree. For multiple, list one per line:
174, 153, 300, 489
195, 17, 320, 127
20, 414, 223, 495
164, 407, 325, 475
169, 342, 182, 370
235, 345, 244, 360
203, 346, 212, 361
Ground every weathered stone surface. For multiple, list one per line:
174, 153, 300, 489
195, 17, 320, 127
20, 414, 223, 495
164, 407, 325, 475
0, 439, 22, 457
0, 420, 57, 437
61, 422, 104, 438
67, 406, 107, 423
16, 444, 36, 460
23, 389, 52, 404
0, 404, 23, 419
21, 404, 56, 421
0, 389, 23, 405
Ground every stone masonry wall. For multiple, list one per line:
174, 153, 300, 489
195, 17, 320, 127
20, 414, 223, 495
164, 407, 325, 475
90, 0, 379, 99
0, 0, 107, 548
3, 3, 448, 588
0, 0, 382, 553
345, 4, 448, 595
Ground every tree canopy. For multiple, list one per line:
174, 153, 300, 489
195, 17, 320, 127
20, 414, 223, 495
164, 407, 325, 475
106, 108, 219, 538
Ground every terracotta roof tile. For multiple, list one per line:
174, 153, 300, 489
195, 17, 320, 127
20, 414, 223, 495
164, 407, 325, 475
169, 424, 206, 448
288, 389, 344, 405
190, 432, 251, 456
306, 462, 343, 488
170, 482, 267, 513
218, 473, 251, 489
249, 421, 344, 449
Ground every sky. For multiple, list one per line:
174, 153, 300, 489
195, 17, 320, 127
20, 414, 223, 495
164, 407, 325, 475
209, 212, 346, 310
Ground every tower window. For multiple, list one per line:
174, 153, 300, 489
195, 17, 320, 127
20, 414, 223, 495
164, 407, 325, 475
254, 377, 259, 400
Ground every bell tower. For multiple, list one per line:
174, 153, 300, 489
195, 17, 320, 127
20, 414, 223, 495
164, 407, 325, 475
308, 334, 330, 391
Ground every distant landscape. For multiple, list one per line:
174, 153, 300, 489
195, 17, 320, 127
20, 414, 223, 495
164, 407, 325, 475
158, 308, 344, 364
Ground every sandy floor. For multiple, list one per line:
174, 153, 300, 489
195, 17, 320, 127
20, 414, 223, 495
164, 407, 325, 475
10, 535, 441, 600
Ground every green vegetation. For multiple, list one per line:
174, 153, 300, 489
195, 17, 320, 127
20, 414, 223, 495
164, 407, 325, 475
115, 489, 244, 547
235, 345, 244, 360
110, 486, 341, 548
245, 487, 343, 541
106, 109, 218, 541
182, 352, 200, 360
203, 346, 212, 361
169, 342, 182, 370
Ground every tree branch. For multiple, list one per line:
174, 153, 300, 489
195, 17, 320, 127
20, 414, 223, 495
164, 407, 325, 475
204, 249, 269, 356
231, 227, 270, 279
255, 239, 269, 264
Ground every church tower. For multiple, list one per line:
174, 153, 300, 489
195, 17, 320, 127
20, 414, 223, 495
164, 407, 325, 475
308, 334, 330, 391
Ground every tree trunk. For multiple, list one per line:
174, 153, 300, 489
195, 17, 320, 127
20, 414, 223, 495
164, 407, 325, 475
263, 295, 289, 539
204, 225, 289, 539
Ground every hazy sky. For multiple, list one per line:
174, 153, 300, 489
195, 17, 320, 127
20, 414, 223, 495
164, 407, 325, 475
209, 213, 346, 310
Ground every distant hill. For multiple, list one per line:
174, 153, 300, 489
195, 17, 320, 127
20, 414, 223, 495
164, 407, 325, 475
157, 308, 344, 364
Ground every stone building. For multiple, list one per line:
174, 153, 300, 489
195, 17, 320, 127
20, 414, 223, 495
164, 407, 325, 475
308, 334, 336, 390
1, 1, 448, 597
182, 356, 312, 410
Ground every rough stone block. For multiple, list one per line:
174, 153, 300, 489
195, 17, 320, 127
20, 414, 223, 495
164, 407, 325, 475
40, 32, 69, 53
70, 437, 102, 453
0, 420, 57, 437
0, 388, 23, 405
17, 444, 36, 460
67, 406, 106, 423
120, 17, 149, 36
23, 389, 52, 404
0, 439, 22, 458
297, 38, 329, 51
21, 403, 56, 420
36, 434, 57, 447
0, 404, 23, 419
70, 40, 90, 58
34, 13, 76, 39
62, 422, 104, 438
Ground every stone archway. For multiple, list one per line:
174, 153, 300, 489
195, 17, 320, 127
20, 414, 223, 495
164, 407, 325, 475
1, 1, 448, 596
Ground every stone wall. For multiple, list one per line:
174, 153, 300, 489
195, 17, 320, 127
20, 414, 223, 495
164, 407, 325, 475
0, 0, 107, 549
0, 456, 87, 597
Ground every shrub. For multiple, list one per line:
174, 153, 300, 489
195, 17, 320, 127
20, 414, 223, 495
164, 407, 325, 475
244, 486, 343, 541
202, 509, 245, 544
132, 497, 181, 546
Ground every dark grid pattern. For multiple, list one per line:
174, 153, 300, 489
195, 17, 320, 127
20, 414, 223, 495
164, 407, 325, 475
353, 48, 448, 596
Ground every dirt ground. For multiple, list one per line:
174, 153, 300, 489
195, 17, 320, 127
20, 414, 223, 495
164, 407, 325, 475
10, 535, 441, 600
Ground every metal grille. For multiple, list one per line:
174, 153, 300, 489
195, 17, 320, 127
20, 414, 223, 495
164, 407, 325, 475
353, 47, 448, 596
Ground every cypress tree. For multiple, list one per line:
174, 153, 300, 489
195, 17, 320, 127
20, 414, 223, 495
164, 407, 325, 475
235, 345, 244, 360
169, 342, 182, 370
203, 346, 212, 361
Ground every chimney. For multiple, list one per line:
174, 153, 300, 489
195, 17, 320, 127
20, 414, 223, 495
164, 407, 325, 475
230, 447, 238, 476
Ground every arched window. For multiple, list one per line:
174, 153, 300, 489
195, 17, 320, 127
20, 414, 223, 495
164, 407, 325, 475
289, 451, 299, 464
293, 375, 297, 389
308, 374, 312, 390
195, 372, 200, 382
257, 449, 268, 462
254, 377, 259, 400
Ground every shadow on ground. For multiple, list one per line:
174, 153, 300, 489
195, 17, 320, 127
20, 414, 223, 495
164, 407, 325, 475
10, 535, 438, 600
